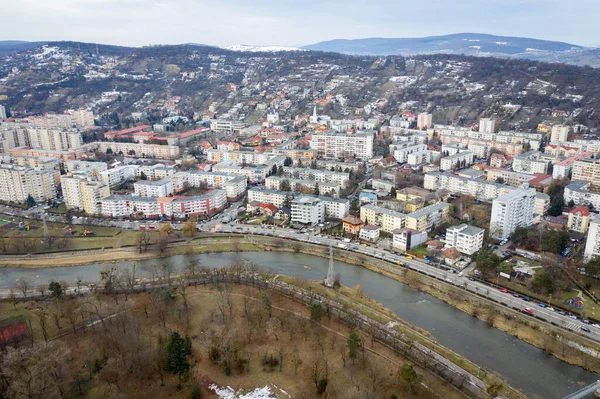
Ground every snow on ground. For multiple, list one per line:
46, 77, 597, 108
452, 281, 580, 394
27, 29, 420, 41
209, 384, 291, 399
224, 45, 305, 53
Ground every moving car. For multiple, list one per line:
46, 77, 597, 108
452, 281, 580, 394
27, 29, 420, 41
581, 326, 591, 333
499, 289, 508, 293
524, 307, 534, 314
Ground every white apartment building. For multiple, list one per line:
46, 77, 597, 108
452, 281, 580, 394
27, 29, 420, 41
282, 167, 350, 186
393, 133, 429, 145
291, 196, 324, 225
424, 172, 514, 202
61, 173, 110, 214
564, 181, 600, 210
0, 165, 57, 204
315, 160, 361, 172
445, 224, 485, 255
74, 142, 180, 159
512, 151, 549, 175
551, 125, 570, 142
392, 228, 427, 251
0, 105, 7, 120
407, 150, 432, 166
210, 119, 245, 133
371, 179, 395, 193
392, 143, 427, 163
359, 225, 380, 242
265, 176, 341, 197
360, 204, 406, 233
101, 190, 227, 219
440, 151, 474, 171
584, 215, 600, 261
309, 130, 374, 160
479, 118, 496, 134
441, 143, 468, 156
183, 171, 247, 199
0, 125, 82, 152
101, 165, 140, 187
248, 188, 292, 207
417, 112, 433, 130
138, 164, 176, 180
134, 178, 175, 198
490, 188, 536, 239
248, 188, 348, 218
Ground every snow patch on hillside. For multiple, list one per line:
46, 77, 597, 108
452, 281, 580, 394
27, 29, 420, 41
224, 45, 305, 53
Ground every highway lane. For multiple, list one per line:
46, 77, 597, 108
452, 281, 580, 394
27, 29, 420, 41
2, 204, 599, 343
227, 223, 600, 343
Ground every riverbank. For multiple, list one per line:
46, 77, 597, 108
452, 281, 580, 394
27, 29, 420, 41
2, 234, 599, 375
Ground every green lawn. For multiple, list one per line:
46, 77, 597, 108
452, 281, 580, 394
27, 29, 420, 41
410, 245, 428, 257
0, 219, 10, 227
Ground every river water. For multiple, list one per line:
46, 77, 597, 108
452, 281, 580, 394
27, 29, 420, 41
0, 251, 598, 398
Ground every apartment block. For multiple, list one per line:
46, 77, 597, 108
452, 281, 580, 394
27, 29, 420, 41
550, 125, 570, 142
61, 173, 110, 214
265, 176, 341, 197
0, 165, 57, 204
101, 165, 140, 187
440, 151, 474, 171
417, 112, 433, 130
392, 143, 427, 163
360, 204, 406, 233
309, 130, 374, 160
490, 188, 536, 239
291, 196, 324, 225
248, 188, 348, 219
572, 156, 600, 185
512, 151, 549, 175
404, 202, 450, 232
407, 150, 432, 165
134, 178, 175, 198
584, 215, 600, 261
445, 224, 485, 255
424, 172, 514, 202
101, 190, 227, 219
282, 167, 350, 186
564, 181, 600, 210
392, 228, 427, 251
568, 206, 591, 234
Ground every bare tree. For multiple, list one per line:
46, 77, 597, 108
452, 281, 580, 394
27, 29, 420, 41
156, 232, 169, 253
1, 341, 70, 398
137, 230, 152, 253
16, 278, 31, 298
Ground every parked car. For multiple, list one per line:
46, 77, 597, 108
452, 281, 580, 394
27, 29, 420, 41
499, 289, 508, 293
538, 303, 546, 308
581, 326, 591, 333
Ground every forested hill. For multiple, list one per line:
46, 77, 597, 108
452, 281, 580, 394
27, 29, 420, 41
1, 42, 600, 130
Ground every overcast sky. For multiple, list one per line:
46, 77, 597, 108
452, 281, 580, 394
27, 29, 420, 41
2, 0, 599, 47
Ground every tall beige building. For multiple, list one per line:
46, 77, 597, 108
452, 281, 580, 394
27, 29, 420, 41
68, 109, 96, 129
61, 173, 110, 214
550, 125, 569, 142
0, 165, 57, 204
417, 112, 433, 130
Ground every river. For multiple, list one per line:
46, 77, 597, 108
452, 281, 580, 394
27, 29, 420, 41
0, 251, 597, 398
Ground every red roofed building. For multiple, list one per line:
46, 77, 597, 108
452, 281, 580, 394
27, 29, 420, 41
104, 125, 151, 140
568, 206, 591, 233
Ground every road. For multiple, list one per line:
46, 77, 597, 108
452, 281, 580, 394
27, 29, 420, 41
210, 223, 600, 343
1, 202, 599, 343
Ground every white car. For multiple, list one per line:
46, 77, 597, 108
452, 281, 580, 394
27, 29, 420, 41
546, 307, 555, 312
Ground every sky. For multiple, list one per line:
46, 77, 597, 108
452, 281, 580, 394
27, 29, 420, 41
2, 0, 599, 47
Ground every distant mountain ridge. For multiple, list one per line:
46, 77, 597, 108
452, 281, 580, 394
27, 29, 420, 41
0, 40, 47, 55
303, 33, 600, 67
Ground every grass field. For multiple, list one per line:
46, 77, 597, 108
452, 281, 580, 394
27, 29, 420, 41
0, 219, 10, 227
